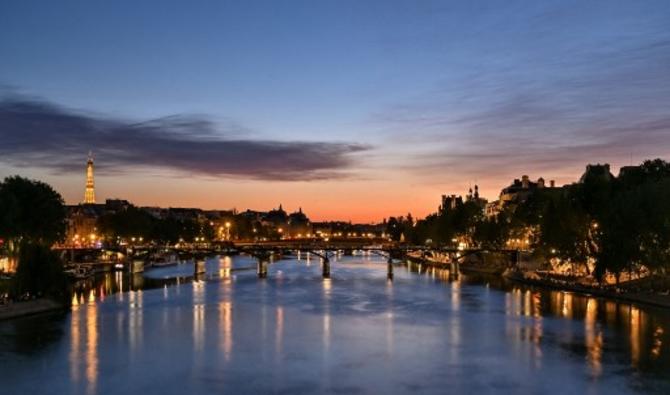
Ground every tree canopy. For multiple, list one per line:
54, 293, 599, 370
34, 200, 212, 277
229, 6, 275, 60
403, 159, 670, 281
0, 176, 66, 247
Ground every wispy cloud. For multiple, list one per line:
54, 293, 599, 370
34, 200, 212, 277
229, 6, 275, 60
375, 31, 670, 187
0, 95, 370, 181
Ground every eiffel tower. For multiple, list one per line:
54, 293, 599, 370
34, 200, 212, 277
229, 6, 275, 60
83, 152, 96, 204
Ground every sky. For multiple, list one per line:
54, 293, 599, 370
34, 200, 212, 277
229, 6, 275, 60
1, 0, 669, 222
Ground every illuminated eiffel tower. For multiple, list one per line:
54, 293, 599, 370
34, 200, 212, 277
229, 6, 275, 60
83, 152, 96, 204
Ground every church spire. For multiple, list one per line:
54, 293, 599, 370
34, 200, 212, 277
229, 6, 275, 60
83, 152, 96, 204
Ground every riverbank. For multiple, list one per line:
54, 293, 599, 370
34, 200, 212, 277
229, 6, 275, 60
505, 271, 670, 309
408, 254, 670, 309
0, 298, 66, 321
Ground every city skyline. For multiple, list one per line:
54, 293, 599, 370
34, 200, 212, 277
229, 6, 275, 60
51, 153, 643, 224
2, 1, 669, 222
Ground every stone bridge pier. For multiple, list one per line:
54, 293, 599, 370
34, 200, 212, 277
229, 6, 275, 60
322, 257, 330, 278
387, 257, 394, 280
257, 259, 268, 278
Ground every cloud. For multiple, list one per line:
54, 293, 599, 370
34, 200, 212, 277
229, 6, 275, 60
0, 95, 369, 181
374, 33, 670, 192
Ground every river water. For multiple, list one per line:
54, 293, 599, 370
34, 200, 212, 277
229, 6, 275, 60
0, 253, 669, 394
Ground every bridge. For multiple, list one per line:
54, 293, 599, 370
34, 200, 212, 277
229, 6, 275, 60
231, 241, 521, 280
56, 240, 522, 280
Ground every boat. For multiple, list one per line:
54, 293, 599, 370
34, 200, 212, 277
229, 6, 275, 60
64, 265, 94, 280
151, 253, 180, 268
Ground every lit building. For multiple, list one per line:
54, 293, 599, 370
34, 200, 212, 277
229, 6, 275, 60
83, 152, 96, 204
287, 207, 312, 238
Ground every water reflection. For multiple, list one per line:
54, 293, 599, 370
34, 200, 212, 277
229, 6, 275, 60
322, 278, 332, 352
193, 281, 206, 352
276, 306, 284, 357
69, 299, 99, 395
405, 259, 670, 387
585, 299, 603, 378
651, 326, 663, 359
128, 290, 143, 354
2, 255, 670, 394
218, 301, 233, 361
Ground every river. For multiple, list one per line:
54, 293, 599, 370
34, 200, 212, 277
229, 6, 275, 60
0, 253, 669, 394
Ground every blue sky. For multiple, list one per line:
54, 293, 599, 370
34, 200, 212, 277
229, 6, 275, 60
1, 0, 669, 221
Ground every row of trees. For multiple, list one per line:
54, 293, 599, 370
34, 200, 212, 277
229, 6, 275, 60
399, 159, 670, 282
0, 176, 68, 299
97, 206, 215, 244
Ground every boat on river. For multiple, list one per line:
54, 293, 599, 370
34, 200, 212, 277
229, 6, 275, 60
150, 253, 181, 268
64, 265, 94, 280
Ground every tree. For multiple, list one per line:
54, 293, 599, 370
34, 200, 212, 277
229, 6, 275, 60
473, 214, 509, 249
11, 242, 67, 299
98, 205, 215, 244
98, 206, 154, 240
0, 176, 68, 300
386, 217, 404, 242
538, 192, 593, 272
0, 176, 66, 249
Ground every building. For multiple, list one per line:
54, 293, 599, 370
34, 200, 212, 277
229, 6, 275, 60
579, 163, 614, 183
500, 175, 558, 205
263, 204, 289, 228
83, 152, 96, 204
440, 185, 487, 214
287, 208, 312, 238
440, 195, 463, 213
486, 175, 558, 217
465, 184, 488, 209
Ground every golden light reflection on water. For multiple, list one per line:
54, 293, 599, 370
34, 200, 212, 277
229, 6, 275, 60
631, 306, 641, 367
116, 271, 124, 302
585, 299, 603, 378
562, 293, 573, 319
193, 281, 206, 351
451, 275, 461, 311
85, 304, 98, 395
69, 304, 80, 382
193, 303, 205, 352
530, 292, 543, 369
129, 290, 143, 353
69, 300, 99, 395
651, 326, 664, 359
219, 267, 231, 279
219, 256, 233, 280
505, 288, 523, 316
218, 301, 233, 361
524, 290, 532, 317
503, 287, 544, 369
276, 306, 284, 356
